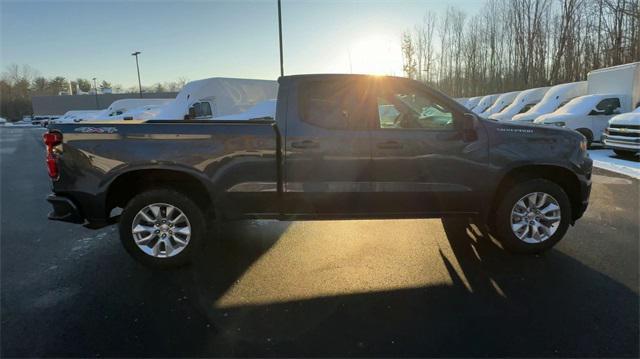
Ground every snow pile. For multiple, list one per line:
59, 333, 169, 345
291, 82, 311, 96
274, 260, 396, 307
589, 149, 640, 179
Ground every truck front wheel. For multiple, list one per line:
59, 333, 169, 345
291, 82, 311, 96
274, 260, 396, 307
494, 179, 572, 254
119, 189, 206, 268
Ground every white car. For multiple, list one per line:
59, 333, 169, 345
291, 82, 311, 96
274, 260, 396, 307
534, 93, 633, 146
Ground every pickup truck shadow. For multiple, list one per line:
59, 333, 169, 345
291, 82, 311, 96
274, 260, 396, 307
157, 217, 637, 357
53, 218, 637, 357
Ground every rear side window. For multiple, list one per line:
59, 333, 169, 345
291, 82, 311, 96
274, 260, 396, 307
193, 102, 213, 118
299, 80, 372, 130
590, 98, 621, 115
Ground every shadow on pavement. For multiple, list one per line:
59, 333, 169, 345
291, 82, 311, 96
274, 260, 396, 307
170, 218, 637, 357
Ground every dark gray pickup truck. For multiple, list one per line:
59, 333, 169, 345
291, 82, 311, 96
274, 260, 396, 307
44, 74, 592, 268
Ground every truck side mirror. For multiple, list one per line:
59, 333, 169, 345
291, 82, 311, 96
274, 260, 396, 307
187, 107, 196, 119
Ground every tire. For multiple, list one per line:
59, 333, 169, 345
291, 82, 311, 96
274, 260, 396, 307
493, 179, 572, 254
119, 188, 206, 269
613, 149, 637, 158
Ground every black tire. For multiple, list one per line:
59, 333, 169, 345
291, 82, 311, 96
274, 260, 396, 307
494, 179, 572, 254
119, 188, 206, 269
613, 149, 637, 158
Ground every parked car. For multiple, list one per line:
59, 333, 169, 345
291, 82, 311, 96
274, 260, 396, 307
512, 82, 587, 123
44, 74, 592, 268
472, 93, 500, 114
535, 62, 640, 146
603, 107, 640, 157
464, 96, 482, 110
490, 87, 550, 121
480, 91, 520, 117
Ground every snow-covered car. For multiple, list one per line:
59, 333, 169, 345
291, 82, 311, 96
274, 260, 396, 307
490, 87, 550, 121
535, 62, 639, 146
512, 82, 587, 123
534, 94, 633, 146
472, 93, 500, 114
480, 91, 520, 117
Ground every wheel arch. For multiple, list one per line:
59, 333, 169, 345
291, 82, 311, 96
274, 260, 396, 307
489, 164, 583, 224
105, 168, 215, 217
575, 128, 594, 144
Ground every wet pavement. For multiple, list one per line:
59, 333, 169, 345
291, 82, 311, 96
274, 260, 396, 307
1, 126, 638, 357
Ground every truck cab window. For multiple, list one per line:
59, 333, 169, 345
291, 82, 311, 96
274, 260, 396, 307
192, 101, 212, 118
376, 87, 454, 130
590, 98, 621, 116
299, 80, 372, 130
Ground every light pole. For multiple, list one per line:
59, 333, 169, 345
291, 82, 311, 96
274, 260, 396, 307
92, 77, 99, 109
131, 51, 143, 98
277, 0, 284, 77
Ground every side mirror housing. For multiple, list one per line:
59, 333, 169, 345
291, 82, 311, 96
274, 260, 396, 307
187, 106, 196, 120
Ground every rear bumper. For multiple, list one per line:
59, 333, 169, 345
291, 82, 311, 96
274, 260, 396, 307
47, 194, 85, 224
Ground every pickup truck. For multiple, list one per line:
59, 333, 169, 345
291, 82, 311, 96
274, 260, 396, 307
44, 74, 593, 268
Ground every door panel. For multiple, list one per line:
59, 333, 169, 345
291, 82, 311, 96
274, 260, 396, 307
283, 78, 375, 215
367, 81, 490, 214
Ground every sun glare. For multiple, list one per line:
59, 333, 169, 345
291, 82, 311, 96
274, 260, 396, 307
349, 34, 403, 76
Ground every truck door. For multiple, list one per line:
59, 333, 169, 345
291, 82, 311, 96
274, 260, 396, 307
589, 97, 622, 142
367, 78, 490, 214
282, 78, 376, 215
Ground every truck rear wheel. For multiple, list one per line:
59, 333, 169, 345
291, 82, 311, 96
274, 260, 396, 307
494, 179, 572, 254
119, 189, 206, 268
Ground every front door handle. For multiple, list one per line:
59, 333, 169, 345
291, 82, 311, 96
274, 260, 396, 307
291, 140, 319, 149
377, 141, 403, 149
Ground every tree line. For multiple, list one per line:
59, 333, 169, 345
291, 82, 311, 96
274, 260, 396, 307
0, 64, 187, 120
401, 0, 639, 97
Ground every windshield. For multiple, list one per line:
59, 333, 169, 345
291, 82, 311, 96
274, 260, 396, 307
553, 96, 601, 114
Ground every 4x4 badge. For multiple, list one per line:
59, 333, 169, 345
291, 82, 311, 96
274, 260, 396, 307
74, 127, 118, 134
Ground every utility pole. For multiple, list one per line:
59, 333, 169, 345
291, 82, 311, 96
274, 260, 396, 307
277, 0, 284, 77
92, 77, 99, 109
131, 51, 143, 98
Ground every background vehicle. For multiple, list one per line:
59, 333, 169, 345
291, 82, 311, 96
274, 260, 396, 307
472, 93, 499, 114
154, 77, 278, 120
32, 115, 58, 126
44, 74, 592, 268
535, 62, 640, 145
92, 98, 173, 119
603, 107, 640, 157
52, 110, 104, 124
490, 87, 550, 121
481, 91, 520, 117
464, 96, 482, 109
512, 82, 587, 122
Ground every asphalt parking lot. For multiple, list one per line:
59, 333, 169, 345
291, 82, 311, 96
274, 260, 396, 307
1, 126, 638, 357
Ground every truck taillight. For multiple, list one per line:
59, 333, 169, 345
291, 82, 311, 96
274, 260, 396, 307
43, 132, 62, 180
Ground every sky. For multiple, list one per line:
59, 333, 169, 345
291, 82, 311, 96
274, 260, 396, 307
1, 0, 483, 88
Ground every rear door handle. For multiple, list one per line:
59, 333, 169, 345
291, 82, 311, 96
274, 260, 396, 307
377, 141, 403, 149
291, 140, 319, 149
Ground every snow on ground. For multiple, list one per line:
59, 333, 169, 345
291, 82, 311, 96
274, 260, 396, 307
589, 148, 640, 179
